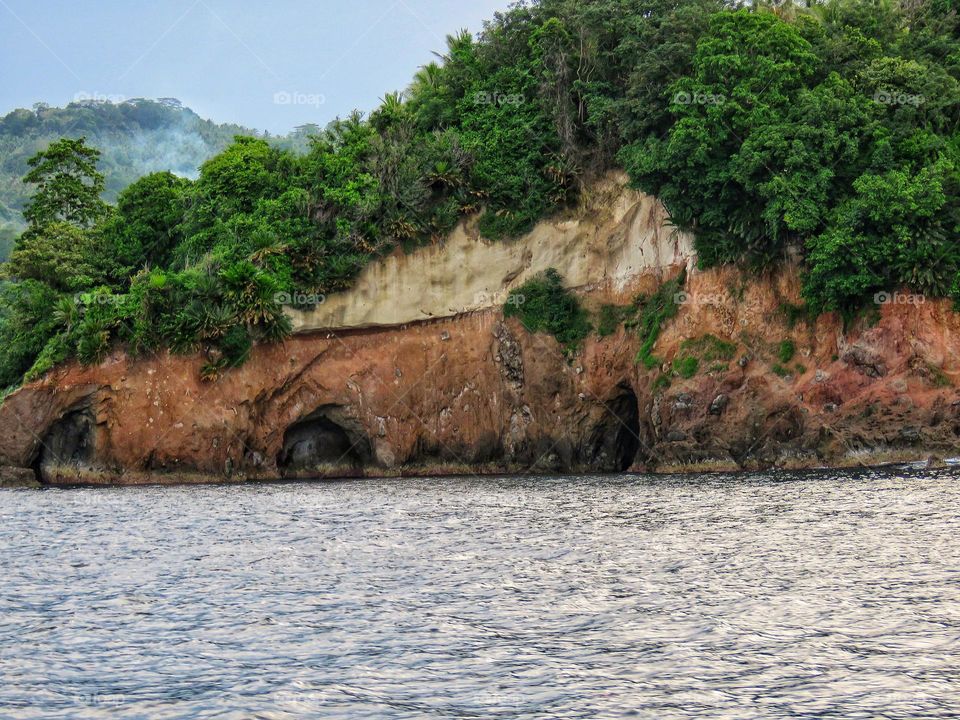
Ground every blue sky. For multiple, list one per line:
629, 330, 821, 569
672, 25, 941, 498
0, 0, 511, 133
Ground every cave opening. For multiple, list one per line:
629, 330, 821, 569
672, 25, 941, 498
609, 389, 641, 471
586, 387, 641, 472
33, 409, 95, 482
277, 405, 370, 476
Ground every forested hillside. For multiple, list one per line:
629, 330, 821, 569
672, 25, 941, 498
0, 99, 271, 256
1, 0, 958, 390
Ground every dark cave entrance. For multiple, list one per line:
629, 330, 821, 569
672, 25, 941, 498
587, 387, 641, 472
609, 389, 641, 471
277, 405, 371, 476
33, 409, 95, 481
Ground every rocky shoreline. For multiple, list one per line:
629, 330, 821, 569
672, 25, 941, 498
1, 447, 954, 490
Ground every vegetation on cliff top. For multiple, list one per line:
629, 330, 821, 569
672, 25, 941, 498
2, 0, 960, 388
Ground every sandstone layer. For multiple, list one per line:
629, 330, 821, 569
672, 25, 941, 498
287, 172, 695, 331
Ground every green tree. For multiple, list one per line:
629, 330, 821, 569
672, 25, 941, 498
804, 161, 959, 312
3, 222, 99, 291
92, 171, 192, 285
0, 280, 64, 387
621, 10, 820, 265
21, 137, 108, 230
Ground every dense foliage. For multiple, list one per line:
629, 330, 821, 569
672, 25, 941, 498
618, 1, 960, 312
2, 0, 960, 389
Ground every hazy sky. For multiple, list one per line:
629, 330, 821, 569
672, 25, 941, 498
0, 0, 511, 133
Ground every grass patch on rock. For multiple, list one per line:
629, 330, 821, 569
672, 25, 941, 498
630, 270, 686, 369
777, 339, 796, 363
771, 363, 791, 378
596, 303, 629, 338
680, 334, 737, 363
672, 356, 699, 379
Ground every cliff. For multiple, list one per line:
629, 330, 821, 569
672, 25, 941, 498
1, 175, 958, 486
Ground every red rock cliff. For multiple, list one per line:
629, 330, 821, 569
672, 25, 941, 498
1, 178, 958, 485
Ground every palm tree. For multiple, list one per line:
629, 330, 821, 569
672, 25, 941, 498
379, 91, 405, 115
408, 62, 443, 102
432, 29, 472, 63
52, 296, 80, 332
426, 160, 463, 189
370, 91, 408, 132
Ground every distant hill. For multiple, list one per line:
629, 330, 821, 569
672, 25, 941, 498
0, 98, 317, 257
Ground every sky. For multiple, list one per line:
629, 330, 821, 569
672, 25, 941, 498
0, 0, 511, 134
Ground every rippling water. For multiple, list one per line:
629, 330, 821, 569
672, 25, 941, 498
2, 467, 960, 719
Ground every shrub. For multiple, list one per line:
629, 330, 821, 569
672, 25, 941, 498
596, 304, 627, 337
771, 363, 791, 378
504, 269, 591, 351
24, 333, 71, 382
0, 280, 63, 387
777, 339, 796, 363
76, 325, 111, 365
779, 302, 812, 329
927, 363, 951, 388
220, 324, 253, 367
652, 374, 671, 391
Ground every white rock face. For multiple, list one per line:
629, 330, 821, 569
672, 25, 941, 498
287, 173, 695, 333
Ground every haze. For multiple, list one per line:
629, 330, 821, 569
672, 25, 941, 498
0, 0, 510, 133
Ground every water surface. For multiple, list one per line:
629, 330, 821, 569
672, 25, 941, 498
2, 467, 959, 718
